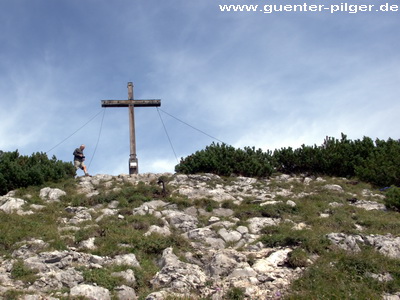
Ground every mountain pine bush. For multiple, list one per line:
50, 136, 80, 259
0, 150, 75, 195
175, 134, 400, 188
355, 138, 400, 187
273, 134, 375, 177
384, 186, 400, 211
175, 143, 274, 177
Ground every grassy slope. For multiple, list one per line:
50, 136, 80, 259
1, 174, 399, 299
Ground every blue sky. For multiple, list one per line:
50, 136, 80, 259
1, 0, 399, 175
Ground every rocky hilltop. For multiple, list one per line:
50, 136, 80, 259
0, 173, 399, 300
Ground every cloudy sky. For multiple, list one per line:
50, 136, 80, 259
0, 0, 399, 175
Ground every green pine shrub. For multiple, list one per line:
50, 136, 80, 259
175, 142, 274, 177
355, 138, 400, 187
273, 134, 375, 177
384, 186, 400, 211
273, 139, 328, 175
174, 134, 400, 188
0, 150, 75, 195
274, 134, 400, 187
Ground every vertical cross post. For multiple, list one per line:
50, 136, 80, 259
101, 83, 161, 175
127, 83, 138, 174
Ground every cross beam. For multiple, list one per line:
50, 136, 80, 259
101, 82, 161, 174
101, 100, 161, 107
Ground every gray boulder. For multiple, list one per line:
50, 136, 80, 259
39, 187, 66, 202
70, 284, 111, 300
0, 196, 26, 214
114, 285, 137, 300
151, 247, 207, 293
323, 184, 344, 193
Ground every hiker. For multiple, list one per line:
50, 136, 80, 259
73, 144, 90, 176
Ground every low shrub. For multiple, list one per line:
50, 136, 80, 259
259, 226, 306, 248
194, 198, 220, 212
0, 150, 75, 195
224, 287, 245, 300
259, 224, 330, 255
82, 268, 125, 290
175, 143, 274, 178
287, 248, 309, 268
175, 135, 400, 188
384, 186, 400, 211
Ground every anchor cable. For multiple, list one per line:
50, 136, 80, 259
45, 109, 104, 154
157, 107, 179, 163
88, 108, 106, 169
157, 108, 226, 144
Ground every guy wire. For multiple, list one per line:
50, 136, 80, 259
157, 108, 226, 145
88, 108, 106, 169
157, 107, 179, 163
45, 109, 105, 154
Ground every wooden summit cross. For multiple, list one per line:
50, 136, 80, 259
101, 82, 161, 175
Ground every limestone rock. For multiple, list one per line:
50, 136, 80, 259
218, 228, 242, 243
326, 233, 363, 252
161, 210, 198, 232
144, 225, 171, 237
132, 200, 169, 216
352, 200, 386, 211
323, 184, 344, 193
0, 196, 26, 213
112, 269, 136, 285
39, 187, 66, 202
79, 237, 96, 250
151, 247, 207, 293
110, 253, 140, 268
70, 284, 111, 300
286, 200, 296, 207
114, 285, 137, 300
327, 233, 400, 259
247, 217, 280, 234
252, 248, 292, 273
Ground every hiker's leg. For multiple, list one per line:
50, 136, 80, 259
82, 163, 89, 175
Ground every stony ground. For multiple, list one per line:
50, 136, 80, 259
0, 173, 399, 300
